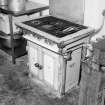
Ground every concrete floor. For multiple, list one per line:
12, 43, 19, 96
0, 49, 79, 105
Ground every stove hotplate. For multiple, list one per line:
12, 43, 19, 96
23, 16, 87, 38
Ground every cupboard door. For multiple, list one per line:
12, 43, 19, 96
42, 48, 59, 90
28, 42, 39, 77
65, 48, 82, 92
43, 54, 54, 86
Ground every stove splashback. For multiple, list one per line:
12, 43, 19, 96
49, 0, 84, 24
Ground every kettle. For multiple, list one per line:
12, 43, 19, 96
8, 0, 27, 12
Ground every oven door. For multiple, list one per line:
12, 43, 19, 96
65, 47, 82, 92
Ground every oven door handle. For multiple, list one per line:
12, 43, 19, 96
34, 63, 43, 70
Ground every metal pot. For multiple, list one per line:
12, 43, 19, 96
8, 0, 27, 12
0, 37, 25, 48
0, 0, 8, 6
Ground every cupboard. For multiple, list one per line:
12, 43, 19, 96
27, 40, 83, 97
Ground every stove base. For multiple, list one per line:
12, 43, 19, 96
27, 41, 82, 97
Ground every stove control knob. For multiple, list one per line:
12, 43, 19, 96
32, 33, 37, 38
44, 39, 54, 46
45, 38, 49, 44
48, 40, 55, 46
37, 35, 42, 40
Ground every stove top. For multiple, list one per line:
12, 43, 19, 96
23, 16, 87, 38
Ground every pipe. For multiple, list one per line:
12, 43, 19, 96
90, 9, 105, 43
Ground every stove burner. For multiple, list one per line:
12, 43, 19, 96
23, 16, 87, 38
30, 20, 42, 25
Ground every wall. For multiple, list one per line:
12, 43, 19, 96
28, 0, 49, 17
84, 0, 105, 29
28, 0, 105, 30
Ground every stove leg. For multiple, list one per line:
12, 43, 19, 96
8, 15, 15, 64
61, 58, 67, 95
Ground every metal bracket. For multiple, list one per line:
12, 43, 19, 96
63, 51, 72, 61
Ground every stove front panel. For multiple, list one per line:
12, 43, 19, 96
23, 33, 59, 53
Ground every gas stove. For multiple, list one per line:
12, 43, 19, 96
23, 16, 87, 38
16, 15, 94, 52
16, 16, 94, 97
15, 0, 95, 97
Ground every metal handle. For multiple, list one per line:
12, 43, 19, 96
34, 63, 43, 70
63, 51, 72, 61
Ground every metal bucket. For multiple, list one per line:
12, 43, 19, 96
0, 0, 8, 6
8, 0, 27, 12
